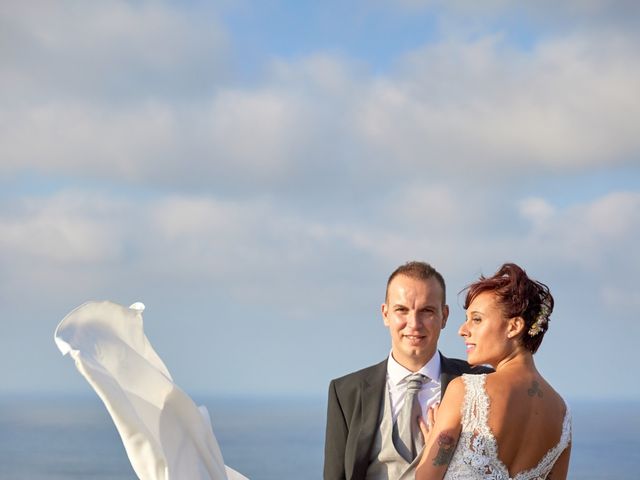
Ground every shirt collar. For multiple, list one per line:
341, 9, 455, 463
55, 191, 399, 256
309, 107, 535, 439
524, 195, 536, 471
387, 350, 441, 387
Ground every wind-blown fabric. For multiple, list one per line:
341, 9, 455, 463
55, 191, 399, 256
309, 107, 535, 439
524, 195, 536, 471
54, 300, 247, 480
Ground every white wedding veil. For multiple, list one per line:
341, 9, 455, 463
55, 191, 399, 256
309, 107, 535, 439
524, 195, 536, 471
54, 300, 248, 480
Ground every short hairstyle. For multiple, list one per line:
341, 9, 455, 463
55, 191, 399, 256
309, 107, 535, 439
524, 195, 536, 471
463, 263, 554, 354
385, 261, 446, 305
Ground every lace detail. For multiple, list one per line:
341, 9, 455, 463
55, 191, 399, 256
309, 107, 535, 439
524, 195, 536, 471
443, 374, 572, 480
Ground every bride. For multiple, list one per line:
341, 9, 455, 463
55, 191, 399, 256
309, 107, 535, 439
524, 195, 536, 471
416, 263, 571, 479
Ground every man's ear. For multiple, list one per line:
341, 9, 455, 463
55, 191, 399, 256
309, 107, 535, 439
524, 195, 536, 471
441, 304, 449, 329
382, 303, 390, 326
507, 316, 525, 338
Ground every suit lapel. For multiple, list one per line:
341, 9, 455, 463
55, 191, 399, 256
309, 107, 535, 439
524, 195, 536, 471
347, 360, 386, 480
439, 352, 460, 399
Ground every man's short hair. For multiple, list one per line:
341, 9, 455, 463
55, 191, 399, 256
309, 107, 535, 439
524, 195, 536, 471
385, 261, 446, 304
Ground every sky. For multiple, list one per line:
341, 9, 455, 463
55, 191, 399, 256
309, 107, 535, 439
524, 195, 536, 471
1, 0, 639, 401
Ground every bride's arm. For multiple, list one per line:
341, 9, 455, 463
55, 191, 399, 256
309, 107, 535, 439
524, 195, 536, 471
415, 377, 465, 480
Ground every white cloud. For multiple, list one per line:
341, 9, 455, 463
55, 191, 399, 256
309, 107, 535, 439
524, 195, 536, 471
1, 101, 179, 178
0, 191, 126, 265
327, 189, 640, 294
0, 190, 379, 311
0, 0, 228, 101
355, 33, 640, 173
4, 7, 639, 193
205, 90, 304, 177
1, 186, 638, 396
392, 0, 640, 25
519, 197, 555, 227
601, 285, 640, 310
510, 191, 640, 299
584, 191, 640, 238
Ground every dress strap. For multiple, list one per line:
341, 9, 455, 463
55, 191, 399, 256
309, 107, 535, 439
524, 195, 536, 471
460, 374, 491, 435
514, 406, 573, 480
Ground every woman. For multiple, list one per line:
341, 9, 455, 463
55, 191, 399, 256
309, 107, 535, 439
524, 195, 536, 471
416, 263, 571, 480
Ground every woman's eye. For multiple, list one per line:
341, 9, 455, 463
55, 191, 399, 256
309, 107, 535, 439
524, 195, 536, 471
472, 317, 481, 323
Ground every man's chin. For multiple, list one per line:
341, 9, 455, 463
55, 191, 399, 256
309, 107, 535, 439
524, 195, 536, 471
398, 345, 436, 364
402, 335, 427, 348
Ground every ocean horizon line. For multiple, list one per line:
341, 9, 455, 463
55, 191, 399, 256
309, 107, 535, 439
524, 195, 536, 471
2, 391, 640, 403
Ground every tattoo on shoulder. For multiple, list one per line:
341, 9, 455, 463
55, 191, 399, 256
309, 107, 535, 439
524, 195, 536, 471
432, 433, 456, 466
527, 380, 543, 398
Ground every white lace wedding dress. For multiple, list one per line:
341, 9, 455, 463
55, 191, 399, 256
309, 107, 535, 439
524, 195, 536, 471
54, 301, 248, 480
444, 374, 571, 480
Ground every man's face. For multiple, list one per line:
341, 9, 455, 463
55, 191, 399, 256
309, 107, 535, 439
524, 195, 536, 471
382, 275, 449, 371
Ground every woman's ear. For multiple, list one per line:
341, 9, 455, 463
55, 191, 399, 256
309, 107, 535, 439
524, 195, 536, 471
507, 316, 525, 338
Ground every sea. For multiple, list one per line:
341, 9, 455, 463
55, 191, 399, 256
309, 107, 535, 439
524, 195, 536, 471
0, 395, 638, 479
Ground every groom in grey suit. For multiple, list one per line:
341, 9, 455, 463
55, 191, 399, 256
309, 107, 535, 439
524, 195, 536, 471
323, 262, 490, 480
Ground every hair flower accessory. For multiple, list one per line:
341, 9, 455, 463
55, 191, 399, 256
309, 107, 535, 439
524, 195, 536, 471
528, 303, 550, 336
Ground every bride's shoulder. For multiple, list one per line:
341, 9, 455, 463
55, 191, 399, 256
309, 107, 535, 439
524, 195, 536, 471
441, 375, 468, 404
444, 373, 488, 404
437, 376, 468, 423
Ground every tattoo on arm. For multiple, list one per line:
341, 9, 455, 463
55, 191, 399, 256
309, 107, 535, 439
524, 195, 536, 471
527, 380, 543, 398
432, 433, 456, 466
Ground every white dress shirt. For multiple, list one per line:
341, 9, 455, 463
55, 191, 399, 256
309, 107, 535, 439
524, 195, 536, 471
386, 351, 442, 422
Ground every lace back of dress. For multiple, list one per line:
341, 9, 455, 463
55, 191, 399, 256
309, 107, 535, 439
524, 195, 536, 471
461, 374, 491, 435
461, 374, 501, 470
451, 374, 572, 480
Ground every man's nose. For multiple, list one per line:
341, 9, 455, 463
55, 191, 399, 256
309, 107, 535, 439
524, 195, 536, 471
406, 311, 419, 328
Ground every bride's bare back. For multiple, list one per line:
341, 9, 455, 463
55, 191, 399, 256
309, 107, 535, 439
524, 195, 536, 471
484, 370, 570, 477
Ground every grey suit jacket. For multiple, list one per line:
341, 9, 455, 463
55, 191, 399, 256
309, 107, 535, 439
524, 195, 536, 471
323, 353, 491, 480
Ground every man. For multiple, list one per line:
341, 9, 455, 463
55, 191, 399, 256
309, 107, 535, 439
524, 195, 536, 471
324, 261, 490, 480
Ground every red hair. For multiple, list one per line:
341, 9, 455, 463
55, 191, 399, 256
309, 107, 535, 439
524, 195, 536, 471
463, 263, 554, 354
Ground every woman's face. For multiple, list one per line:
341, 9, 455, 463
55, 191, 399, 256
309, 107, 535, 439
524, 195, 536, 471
458, 291, 511, 366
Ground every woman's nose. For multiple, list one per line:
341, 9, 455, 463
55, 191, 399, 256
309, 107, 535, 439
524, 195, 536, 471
458, 322, 468, 337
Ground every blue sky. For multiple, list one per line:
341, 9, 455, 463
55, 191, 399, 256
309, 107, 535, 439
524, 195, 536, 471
1, 0, 639, 400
